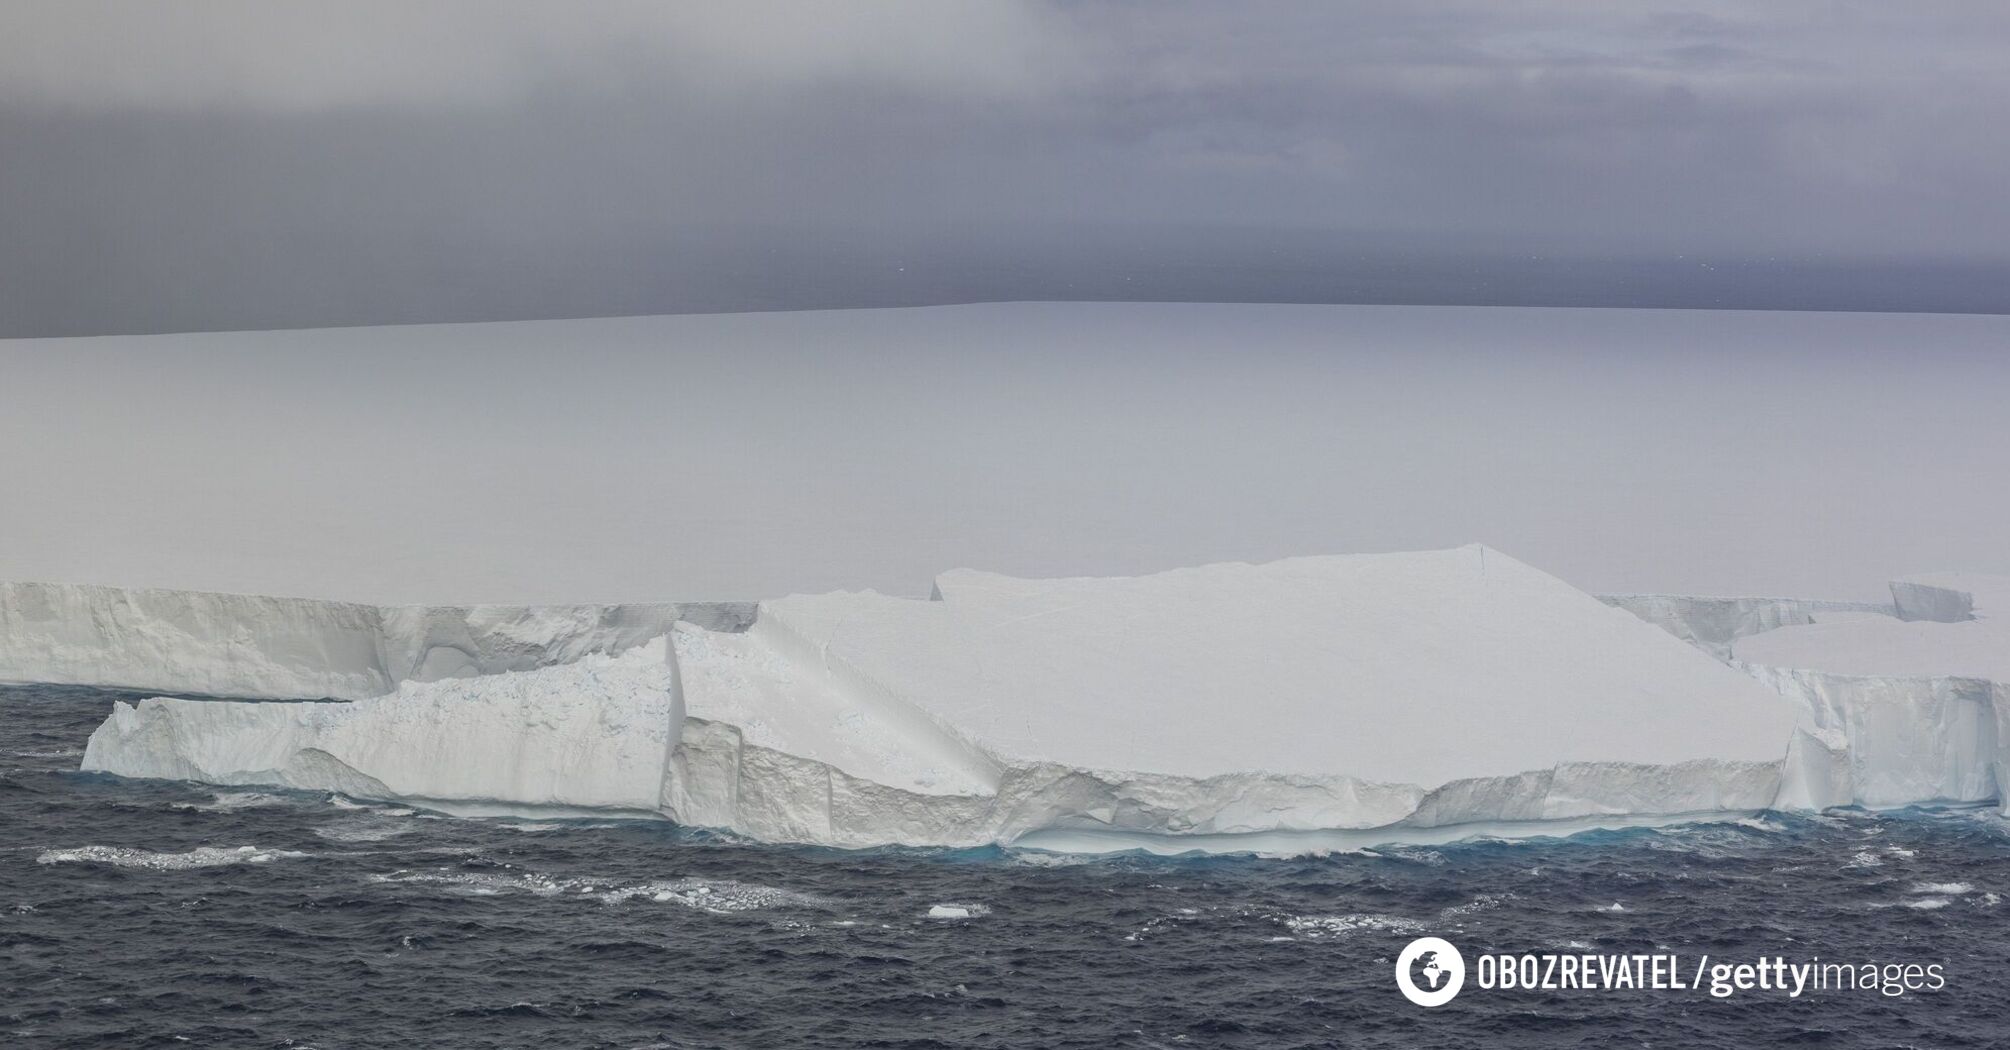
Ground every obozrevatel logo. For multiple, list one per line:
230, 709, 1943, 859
1396, 937, 1466, 1007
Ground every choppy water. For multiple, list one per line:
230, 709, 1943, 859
6, 685, 2010, 1049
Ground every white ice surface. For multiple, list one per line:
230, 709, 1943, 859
758, 546, 1795, 786
1738, 575, 2010, 682
82, 640, 679, 811
672, 620, 997, 797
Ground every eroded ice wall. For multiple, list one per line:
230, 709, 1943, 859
0, 579, 751, 699
1734, 574, 2010, 812
83, 640, 681, 812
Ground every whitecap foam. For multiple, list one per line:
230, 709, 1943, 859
1440, 894, 1512, 919
325, 796, 414, 816
175, 791, 290, 813
1911, 881, 1974, 895
368, 868, 825, 912
36, 845, 308, 870
1282, 914, 1426, 939
313, 822, 412, 843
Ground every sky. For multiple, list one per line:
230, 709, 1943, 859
4, 2, 2010, 335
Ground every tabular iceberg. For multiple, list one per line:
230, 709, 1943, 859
69, 545, 1832, 851
1731, 575, 2010, 813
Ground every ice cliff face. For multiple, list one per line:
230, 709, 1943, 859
83, 640, 680, 812
56, 555, 2010, 852
0, 580, 751, 700
1727, 575, 2010, 814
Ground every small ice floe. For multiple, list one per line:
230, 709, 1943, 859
36, 845, 307, 870
1604, 902, 1626, 912
926, 903, 990, 920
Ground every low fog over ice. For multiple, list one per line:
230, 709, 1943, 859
5, 302, 2007, 603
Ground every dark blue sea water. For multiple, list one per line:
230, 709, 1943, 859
6, 685, 2009, 1049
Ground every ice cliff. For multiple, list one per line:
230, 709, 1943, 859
0, 580, 750, 700
69, 546, 1844, 851
1727, 575, 2010, 814
49, 552, 2010, 851
83, 640, 680, 813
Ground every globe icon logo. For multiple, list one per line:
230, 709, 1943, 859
1414, 951, 1446, 989
1395, 937, 1465, 1007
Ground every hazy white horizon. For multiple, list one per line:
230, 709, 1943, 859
6, 301, 2006, 605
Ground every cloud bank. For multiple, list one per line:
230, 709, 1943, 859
3, 2, 2008, 334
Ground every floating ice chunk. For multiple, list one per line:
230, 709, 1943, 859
927, 903, 988, 919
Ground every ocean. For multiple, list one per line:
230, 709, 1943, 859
5, 685, 2007, 1049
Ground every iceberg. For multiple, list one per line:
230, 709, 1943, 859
1598, 594, 1894, 661
74, 545, 1818, 850
62, 550, 2010, 851
1729, 575, 2010, 813
0, 579, 750, 700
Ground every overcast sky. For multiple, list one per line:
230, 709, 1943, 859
4, 2, 2010, 335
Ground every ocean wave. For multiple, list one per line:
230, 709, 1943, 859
174, 791, 291, 813
314, 821, 412, 843
367, 867, 826, 912
36, 845, 309, 870
1281, 913, 1426, 939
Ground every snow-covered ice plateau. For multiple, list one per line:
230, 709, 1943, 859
42, 547, 2010, 851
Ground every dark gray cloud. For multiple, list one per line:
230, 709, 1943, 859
4, 2, 2010, 335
